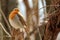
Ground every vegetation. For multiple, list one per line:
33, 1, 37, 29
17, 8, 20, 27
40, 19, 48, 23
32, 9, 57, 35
0, 0, 60, 40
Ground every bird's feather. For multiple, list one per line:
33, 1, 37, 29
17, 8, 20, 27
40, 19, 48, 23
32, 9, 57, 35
17, 13, 27, 26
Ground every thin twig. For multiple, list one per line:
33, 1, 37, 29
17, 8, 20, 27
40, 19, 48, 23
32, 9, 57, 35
0, 9, 11, 33
39, 5, 60, 10
0, 1, 11, 33
0, 1, 11, 37
29, 8, 59, 35
0, 23, 11, 37
29, 5, 60, 18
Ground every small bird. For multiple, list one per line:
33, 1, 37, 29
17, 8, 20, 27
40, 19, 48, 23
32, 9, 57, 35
9, 8, 27, 32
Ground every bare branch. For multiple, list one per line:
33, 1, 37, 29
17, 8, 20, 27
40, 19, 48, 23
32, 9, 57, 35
0, 23, 11, 37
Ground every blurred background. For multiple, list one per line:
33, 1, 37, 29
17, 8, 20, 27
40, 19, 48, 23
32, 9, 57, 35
0, 0, 60, 40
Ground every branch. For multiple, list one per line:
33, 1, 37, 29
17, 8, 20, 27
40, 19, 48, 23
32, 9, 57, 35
0, 9, 11, 33
0, 23, 11, 37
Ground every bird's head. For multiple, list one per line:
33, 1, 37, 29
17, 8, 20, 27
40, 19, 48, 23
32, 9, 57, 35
13, 8, 19, 12
9, 8, 19, 19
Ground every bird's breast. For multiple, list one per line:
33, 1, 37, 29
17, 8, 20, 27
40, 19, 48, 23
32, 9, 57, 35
9, 15, 24, 29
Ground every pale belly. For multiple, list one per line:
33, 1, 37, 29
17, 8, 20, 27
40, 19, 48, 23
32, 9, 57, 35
9, 15, 24, 29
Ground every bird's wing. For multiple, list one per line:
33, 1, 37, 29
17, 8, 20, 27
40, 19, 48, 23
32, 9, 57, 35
17, 13, 27, 26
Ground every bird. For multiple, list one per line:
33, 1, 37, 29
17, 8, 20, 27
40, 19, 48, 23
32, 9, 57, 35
9, 8, 27, 32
